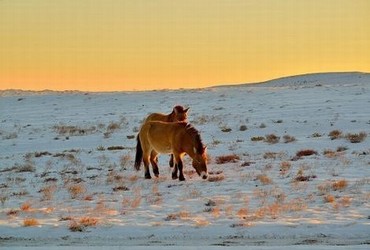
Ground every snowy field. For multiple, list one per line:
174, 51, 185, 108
0, 72, 369, 248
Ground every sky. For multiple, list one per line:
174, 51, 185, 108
0, 0, 369, 91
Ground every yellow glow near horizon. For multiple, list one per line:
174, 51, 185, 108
0, 0, 369, 91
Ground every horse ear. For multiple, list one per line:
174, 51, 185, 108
203, 146, 207, 152
173, 107, 179, 114
184, 107, 189, 113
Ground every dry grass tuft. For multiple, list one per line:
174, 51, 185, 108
207, 174, 225, 182
345, 132, 367, 143
256, 174, 272, 185
280, 161, 291, 176
251, 136, 265, 142
215, 154, 240, 164
54, 124, 96, 136
283, 135, 296, 143
20, 201, 32, 211
263, 152, 281, 159
79, 217, 98, 227
23, 218, 39, 227
332, 179, 348, 191
324, 194, 335, 203
120, 154, 131, 169
323, 149, 337, 158
68, 183, 86, 199
296, 149, 318, 158
328, 130, 342, 140
165, 211, 190, 221
236, 208, 248, 219
7, 209, 19, 216
239, 125, 248, 131
69, 220, 84, 232
39, 184, 57, 200
265, 134, 280, 144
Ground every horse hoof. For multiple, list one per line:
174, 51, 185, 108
145, 174, 152, 179
179, 176, 186, 181
172, 174, 178, 180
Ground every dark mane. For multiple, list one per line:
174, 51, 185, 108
182, 123, 205, 154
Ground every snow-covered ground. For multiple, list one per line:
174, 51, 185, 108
1, 72, 369, 248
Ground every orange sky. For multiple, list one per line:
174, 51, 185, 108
0, 0, 369, 91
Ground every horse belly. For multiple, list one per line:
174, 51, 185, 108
151, 141, 172, 154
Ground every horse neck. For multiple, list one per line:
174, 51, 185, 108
181, 129, 200, 158
166, 111, 175, 122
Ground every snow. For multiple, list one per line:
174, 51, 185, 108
0, 72, 369, 248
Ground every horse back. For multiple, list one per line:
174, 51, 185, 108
145, 113, 170, 123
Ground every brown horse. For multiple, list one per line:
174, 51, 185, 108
143, 105, 189, 167
144, 105, 189, 123
135, 121, 208, 181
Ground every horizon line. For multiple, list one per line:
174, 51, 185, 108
1, 71, 369, 94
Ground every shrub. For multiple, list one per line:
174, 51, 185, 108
328, 130, 342, 140
215, 154, 240, 164
345, 132, 367, 143
265, 134, 280, 144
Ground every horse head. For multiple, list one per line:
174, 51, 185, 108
173, 105, 189, 122
192, 146, 208, 179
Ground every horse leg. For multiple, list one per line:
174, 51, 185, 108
172, 163, 178, 180
169, 154, 174, 168
143, 154, 151, 179
150, 151, 159, 177
177, 159, 185, 181
173, 154, 185, 181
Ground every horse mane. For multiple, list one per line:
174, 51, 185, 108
180, 122, 205, 154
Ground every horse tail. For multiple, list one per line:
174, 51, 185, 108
134, 135, 143, 171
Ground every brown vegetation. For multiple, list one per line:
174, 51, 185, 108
345, 132, 367, 143
265, 134, 280, 144
23, 218, 39, 227
328, 130, 342, 140
296, 149, 318, 158
215, 154, 240, 164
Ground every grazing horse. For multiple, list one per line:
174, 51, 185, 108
143, 105, 189, 167
135, 121, 208, 181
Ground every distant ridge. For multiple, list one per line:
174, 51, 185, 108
213, 72, 370, 88
1, 72, 369, 96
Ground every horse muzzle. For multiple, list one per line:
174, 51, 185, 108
201, 171, 208, 180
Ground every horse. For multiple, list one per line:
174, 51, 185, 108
135, 121, 208, 181
144, 105, 189, 124
143, 105, 189, 167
